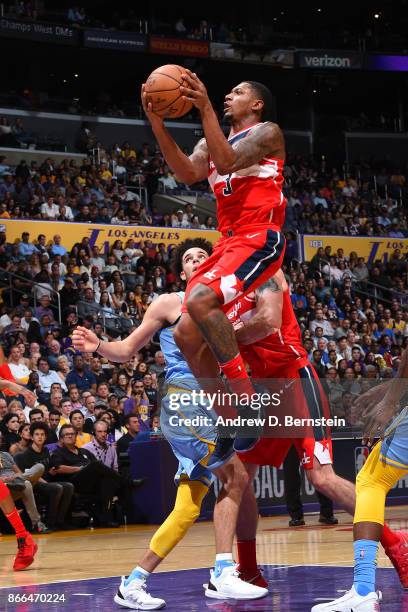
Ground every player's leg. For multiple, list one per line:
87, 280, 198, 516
115, 479, 208, 610
312, 440, 407, 610
235, 463, 268, 588
176, 230, 285, 422
0, 480, 37, 570
204, 455, 268, 600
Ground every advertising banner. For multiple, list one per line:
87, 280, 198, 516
0, 18, 79, 45
150, 35, 209, 58
298, 50, 362, 69
366, 54, 408, 72
129, 438, 408, 524
0, 219, 220, 253
84, 29, 147, 52
301, 234, 408, 265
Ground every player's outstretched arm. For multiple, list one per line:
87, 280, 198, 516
180, 70, 284, 175
235, 273, 285, 345
361, 348, 408, 445
0, 378, 36, 405
140, 85, 208, 185
72, 294, 178, 363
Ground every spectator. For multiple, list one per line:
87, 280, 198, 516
65, 355, 96, 392
38, 357, 67, 394
83, 419, 118, 471
69, 410, 92, 447
15, 422, 74, 530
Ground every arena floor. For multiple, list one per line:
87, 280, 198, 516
0, 507, 406, 611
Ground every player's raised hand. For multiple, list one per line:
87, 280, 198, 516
361, 397, 397, 446
352, 381, 389, 419
140, 84, 163, 125
72, 326, 100, 353
21, 388, 37, 407
180, 69, 211, 113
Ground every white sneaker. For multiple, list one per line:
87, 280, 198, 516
205, 564, 268, 600
114, 576, 166, 610
311, 586, 382, 611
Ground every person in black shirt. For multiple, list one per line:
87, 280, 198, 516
50, 424, 142, 527
15, 422, 74, 530
116, 415, 140, 474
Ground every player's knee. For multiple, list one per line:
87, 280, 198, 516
174, 506, 200, 529
308, 465, 337, 493
187, 284, 219, 316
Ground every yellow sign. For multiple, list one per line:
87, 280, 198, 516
0, 219, 220, 252
301, 234, 408, 265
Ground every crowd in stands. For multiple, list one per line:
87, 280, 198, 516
0, 138, 406, 238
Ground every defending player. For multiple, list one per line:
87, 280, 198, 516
225, 273, 408, 592
72, 238, 268, 609
141, 74, 286, 441
311, 348, 408, 611
0, 378, 38, 570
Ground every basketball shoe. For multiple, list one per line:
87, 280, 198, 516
114, 576, 165, 610
311, 586, 381, 611
13, 533, 38, 571
205, 564, 268, 600
237, 565, 268, 589
384, 531, 408, 588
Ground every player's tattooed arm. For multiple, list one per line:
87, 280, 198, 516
225, 122, 285, 173
235, 282, 283, 346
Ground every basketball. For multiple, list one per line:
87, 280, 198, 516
144, 64, 193, 119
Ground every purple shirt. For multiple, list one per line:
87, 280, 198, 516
82, 439, 118, 471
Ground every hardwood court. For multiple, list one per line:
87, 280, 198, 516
0, 507, 406, 610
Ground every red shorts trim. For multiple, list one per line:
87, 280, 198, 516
181, 226, 285, 312
237, 437, 333, 470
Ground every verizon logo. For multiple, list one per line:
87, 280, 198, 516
303, 54, 352, 68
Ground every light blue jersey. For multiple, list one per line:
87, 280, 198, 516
158, 292, 220, 485
380, 405, 408, 468
158, 292, 198, 389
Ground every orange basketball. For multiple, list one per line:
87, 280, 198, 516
144, 64, 193, 119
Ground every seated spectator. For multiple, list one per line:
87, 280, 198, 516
0, 448, 49, 533
83, 419, 118, 470
116, 414, 140, 472
65, 355, 96, 392
48, 410, 61, 442
49, 424, 139, 527
69, 410, 92, 448
1, 413, 22, 451
38, 357, 67, 394
8, 345, 31, 385
9, 423, 31, 455
15, 422, 74, 530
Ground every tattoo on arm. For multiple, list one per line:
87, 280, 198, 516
229, 123, 284, 172
255, 278, 282, 297
188, 138, 209, 180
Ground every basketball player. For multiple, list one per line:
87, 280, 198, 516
0, 378, 38, 570
72, 239, 268, 609
225, 273, 408, 592
312, 348, 408, 610
141, 73, 286, 446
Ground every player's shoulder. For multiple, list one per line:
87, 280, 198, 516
257, 121, 283, 139
151, 292, 182, 319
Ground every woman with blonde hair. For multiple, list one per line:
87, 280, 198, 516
56, 355, 70, 385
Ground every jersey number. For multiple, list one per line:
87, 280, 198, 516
223, 174, 233, 196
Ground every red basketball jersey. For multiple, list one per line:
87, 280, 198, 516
208, 123, 286, 234
227, 286, 306, 361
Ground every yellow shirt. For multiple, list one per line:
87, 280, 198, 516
76, 432, 93, 447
